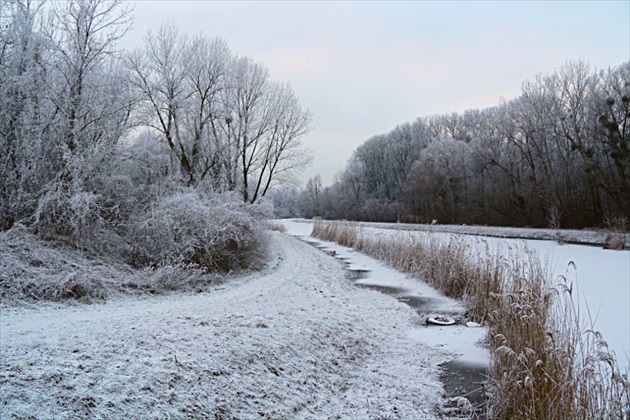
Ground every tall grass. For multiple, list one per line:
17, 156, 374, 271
312, 219, 502, 321
312, 219, 630, 419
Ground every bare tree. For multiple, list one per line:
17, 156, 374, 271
224, 57, 311, 203
591, 63, 630, 217
128, 31, 311, 202
47, 0, 133, 157
248, 82, 312, 203
128, 25, 198, 186
299, 174, 322, 217
319, 60, 629, 228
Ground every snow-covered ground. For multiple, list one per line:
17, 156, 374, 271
4, 219, 623, 418
1, 233, 461, 419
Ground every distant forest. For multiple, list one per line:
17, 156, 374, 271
282, 61, 630, 229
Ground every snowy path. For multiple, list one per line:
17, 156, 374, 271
1, 233, 451, 419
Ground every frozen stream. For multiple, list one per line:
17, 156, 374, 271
284, 219, 630, 373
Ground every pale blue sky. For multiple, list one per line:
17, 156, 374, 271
124, 1, 630, 185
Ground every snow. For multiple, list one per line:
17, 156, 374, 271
282, 219, 489, 369
356, 220, 630, 249
520, 240, 630, 369
0, 233, 457, 419
299, 237, 466, 316
5, 217, 621, 418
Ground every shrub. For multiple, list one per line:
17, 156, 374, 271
0, 224, 117, 302
128, 190, 269, 272
269, 221, 287, 232
32, 184, 131, 258
603, 233, 624, 250
0, 217, 242, 303
139, 264, 211, 292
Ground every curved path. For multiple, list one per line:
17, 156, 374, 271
1, 233, 452, 419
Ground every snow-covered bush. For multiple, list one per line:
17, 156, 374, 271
603, 213, 628, 250
32, 181, 130, 259
128, 190, 269, 271
140, 264, 212, 291
34, 185, 102, 242
30, 134, 176, 258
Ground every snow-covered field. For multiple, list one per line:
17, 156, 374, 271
1, 233, 460, 419
3, 219, 625, 418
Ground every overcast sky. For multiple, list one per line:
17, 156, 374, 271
121, 1, 630, 186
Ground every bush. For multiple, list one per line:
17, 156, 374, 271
603, 214, 628, 250
32, 183, 131, 259
128, 190, 269, 271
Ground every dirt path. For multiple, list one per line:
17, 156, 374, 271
1, 233, 452, 419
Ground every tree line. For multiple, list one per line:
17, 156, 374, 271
0, 0, 311, 269
290, 61, 629, 229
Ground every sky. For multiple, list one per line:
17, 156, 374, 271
121, 1, 630, 186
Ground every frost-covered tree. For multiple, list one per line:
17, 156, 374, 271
298, 174, 322, 217
0, 0, 306, 277
0, 0, 134, 241
269, 186, 301, 218
590, 63, 630, 217
32, 0, 134, 244
0, 0, 49, 229
316, 60, 629, 228
225, 58, 312, 203
405, 137, 472, 223
129, 32, 312, 202
127, 26, 231, 188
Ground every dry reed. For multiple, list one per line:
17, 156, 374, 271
312, 219, 630, 419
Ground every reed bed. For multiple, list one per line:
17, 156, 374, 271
312, 219, 629, 419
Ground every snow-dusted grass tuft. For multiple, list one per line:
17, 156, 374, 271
487, 251, 566, 419
312, 219, 630, 419
491, 266, 630, 419
0, 225, 220, 304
